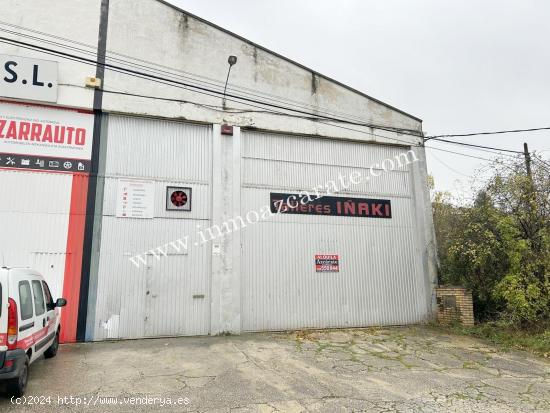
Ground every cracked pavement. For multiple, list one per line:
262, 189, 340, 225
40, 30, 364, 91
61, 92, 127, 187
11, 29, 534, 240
0, 326, 548, 412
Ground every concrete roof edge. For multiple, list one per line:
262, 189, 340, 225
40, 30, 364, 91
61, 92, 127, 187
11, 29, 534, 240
154, 0, 423, 124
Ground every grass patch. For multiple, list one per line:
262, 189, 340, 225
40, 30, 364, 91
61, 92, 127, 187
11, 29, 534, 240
433, 321, 550, 358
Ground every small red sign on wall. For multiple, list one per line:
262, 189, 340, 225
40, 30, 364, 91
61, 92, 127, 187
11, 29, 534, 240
315, 254, 339, 272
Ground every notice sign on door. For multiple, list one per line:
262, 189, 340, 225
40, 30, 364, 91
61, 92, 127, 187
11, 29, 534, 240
315, 254, 339, 272
116, 179, 155, 219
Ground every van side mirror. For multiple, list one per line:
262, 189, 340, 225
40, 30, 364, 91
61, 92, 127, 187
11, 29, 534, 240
55, 298, 67, 307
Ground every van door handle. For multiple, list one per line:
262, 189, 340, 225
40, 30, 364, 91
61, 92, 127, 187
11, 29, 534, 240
43, 318, 46, 327
19, 322, 34, 332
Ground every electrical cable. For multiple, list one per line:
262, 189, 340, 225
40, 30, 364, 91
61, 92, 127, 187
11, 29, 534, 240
1, 29, 547, 158
0, 20, 369, 122
532, 154, 550, 168
425, 127, 550, 141
429, 151, 475, 178
531, 155, 550, 173
0, 35, 425, 139
427, 140, 521, 159
0, 22, 407, 129
91, 85, 547, 161
0, 34, 425, 148
425, 146, 523, 174
99, 88, 422, 147
424, 137, 523, 154
425, 146, 496, 162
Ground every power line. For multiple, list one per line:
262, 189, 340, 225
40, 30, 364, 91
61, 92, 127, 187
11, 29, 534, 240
0, 27, 379, 127
0, 25, 421, 135
87, 88, 546, 161
0, 35, 425, 138
314, 119, 422, 146
107, 86, 535, 159
429, 151, 475, 179
425, 146, 523, 174
531, 154, 550, 173
0, 20, 388, 126
425, 127, 550, 141
0, 35, 426, 148
100, 88, 422, 147
425, 138, 523, 155
425, 146, 497, 162
427, 140, 521, 159
2, 29, 548, 159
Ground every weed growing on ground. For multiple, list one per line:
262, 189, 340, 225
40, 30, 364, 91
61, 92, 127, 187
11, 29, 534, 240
430, 321, 550, 358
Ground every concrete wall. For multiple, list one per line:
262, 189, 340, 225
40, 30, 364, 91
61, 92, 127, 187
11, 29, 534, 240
0, 0, 101, 109
1, 0, 423, 144
102, 0, 422, 145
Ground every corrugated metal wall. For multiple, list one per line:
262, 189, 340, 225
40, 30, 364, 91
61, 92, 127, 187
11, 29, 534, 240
240, 131, 427, 331
0, 169, 72, 301
92, 116, 212, 340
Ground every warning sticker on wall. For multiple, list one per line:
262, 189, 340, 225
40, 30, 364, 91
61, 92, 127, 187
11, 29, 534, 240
315, 254, 339, 272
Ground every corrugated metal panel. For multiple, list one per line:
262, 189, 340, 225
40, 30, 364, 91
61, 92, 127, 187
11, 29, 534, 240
0, 169, 72, 300
240, 131, 427, 331
242, 130, 412, 171
105, 115, 211, 181
93, 116, 212, 340
242, 158, 411, 197
93, 218, 211, 340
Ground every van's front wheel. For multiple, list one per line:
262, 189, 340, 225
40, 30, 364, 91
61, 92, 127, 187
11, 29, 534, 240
44, 332, 59, 359
7, 356, 29, 397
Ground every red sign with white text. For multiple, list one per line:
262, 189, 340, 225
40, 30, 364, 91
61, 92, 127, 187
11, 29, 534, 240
0, 101, 94, 173
315, 255, 339, 272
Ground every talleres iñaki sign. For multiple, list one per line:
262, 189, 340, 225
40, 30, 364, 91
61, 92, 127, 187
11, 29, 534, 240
270, 193, 392, 218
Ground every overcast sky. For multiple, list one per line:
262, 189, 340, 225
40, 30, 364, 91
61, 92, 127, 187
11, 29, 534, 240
170, 0, 549, 196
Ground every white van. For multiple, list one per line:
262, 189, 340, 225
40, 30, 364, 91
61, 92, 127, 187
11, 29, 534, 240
0, 267, 66, 397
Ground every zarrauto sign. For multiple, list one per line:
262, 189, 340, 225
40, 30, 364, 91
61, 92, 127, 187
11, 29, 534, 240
0, 101, 94, 173
270, 192, 392, 218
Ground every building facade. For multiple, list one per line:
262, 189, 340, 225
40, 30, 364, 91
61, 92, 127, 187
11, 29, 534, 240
0, 0, 437, 342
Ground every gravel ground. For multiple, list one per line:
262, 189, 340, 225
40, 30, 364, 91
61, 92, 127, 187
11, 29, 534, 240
1, 325, 548, 412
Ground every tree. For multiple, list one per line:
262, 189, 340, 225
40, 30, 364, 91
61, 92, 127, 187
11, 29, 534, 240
487, 159, 550, 325
432, 156, 550, 326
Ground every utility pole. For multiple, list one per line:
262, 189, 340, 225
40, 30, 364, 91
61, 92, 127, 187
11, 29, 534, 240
523, 142, 536, 238
524, 142, 532, 177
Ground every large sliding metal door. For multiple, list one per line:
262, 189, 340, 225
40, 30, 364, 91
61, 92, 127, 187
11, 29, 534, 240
0, 170, 72, 309
240, 130, 427, 331
92, 116, 212, 340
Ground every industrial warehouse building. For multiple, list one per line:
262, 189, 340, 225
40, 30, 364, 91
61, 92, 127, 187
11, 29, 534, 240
0, 0, 437, 342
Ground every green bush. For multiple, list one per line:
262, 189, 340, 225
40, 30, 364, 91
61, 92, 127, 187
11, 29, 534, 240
432, 158, 550, 326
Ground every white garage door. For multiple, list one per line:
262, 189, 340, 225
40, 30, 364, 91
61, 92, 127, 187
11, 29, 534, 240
240, 131, 428, 331
92, 116, 212, 340
0, 170, 72, 326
